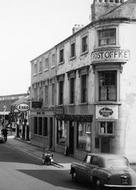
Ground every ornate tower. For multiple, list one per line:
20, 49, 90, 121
91, 0, 125, 21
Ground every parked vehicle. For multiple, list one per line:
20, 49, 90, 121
42, 151, 54, 165
70, 153, 136, 189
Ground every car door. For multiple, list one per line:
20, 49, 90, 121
88, 156, 100, 182
78, 155, 92, 182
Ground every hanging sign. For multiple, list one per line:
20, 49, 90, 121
16, 103, 29, 112
96, 105, 118, 119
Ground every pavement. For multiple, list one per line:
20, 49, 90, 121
6, 135, 78, 169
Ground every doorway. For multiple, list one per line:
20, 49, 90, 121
69, 121, 74, 155
101, 137, 110, 153
49, 117, 53, 149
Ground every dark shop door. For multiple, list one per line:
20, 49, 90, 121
69, 121, 74, 155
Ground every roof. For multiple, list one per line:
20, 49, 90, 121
100, 0, 136, 21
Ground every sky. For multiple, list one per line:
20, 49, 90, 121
0, 0, 92, 96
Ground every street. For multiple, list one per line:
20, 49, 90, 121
0, 138, 90, 190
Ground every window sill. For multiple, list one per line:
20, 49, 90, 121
58, 61, 64, 65
79, 102, 88, 106
70, 56, 76, 61
94, 101, 121, 105
94, 45, 120, 51
44, 68, 49, 72
51, 65, 55, 69
80, 51, 88, 56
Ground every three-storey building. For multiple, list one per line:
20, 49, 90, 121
30, 0, 136, 161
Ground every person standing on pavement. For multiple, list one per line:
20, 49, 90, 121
1, 127, 8, 142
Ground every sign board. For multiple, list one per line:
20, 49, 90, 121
96, 105, 118, 120
16, 103, 29, 112
91, 48, 130, 63
31, 101, 42, 108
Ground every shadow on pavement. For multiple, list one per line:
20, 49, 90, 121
17, 169, 90, 190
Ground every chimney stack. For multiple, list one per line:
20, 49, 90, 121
91, 0, 124, 21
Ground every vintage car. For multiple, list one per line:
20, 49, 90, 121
70, 153, 136, 189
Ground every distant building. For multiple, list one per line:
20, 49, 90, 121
30, 0, 136, 161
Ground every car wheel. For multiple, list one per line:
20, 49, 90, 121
71, 171, 77, 182
94, 178, 103, 190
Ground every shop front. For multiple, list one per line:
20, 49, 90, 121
95, 105, 119, 154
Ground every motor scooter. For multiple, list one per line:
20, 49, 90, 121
42, 151, 54, 165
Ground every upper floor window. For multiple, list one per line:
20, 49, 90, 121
51, 54, 55, 67
59, 80, 64, 105
45, 85, 48, 106
70, 78, 75, 104
44, 58, 49, 70
39, 61, 42, 73
59, 49, 64, 63
98, 28, 116, 46
98, 70, 117, 101
52, 83, 55, 105
70, 42, 76, 58
81, 74, 87, 103
81, 35, 88, 53
34, 62, 38, 74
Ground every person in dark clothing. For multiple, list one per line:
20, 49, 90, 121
1, 128, 8, 142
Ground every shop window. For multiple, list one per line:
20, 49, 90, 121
70, 78, 75, 104
77, 122, 91, 151
59, 49, 64, 63
59, 81, 64, 105
70, 42, 76, 58
57, 120, 66, 145
43, 117, 48, 136
81, 74, 87, 103
98, 71, 117, 101
98, 28, 116, 46
99, 121, 114, 135
81, 35, 88, 53
34, 117, 37, 134
39, 117, 42, 135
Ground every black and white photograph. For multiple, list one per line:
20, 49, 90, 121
0, 0, 136, 189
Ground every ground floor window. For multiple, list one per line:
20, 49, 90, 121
43, 117, 48, 136
34, 117, 37, 134
99, 121, 114, 135
39, 117, 42, 135
77, 122, 92, 151
57, 120, 66, 145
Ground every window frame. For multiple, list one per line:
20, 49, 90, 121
69, 77, 75, 104
98, 28, 116, 47
99, 121, 115, 136
70, 42, 76, 59
81, 74, 87, 103
59, 48, 64, 63
98, 70, 117, 102
81, 35, 88, 54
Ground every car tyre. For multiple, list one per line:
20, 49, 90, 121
71, 171, 77, 182
94, 178, 103, 190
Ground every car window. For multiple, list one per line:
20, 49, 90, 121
86, 155, 91, 164
91, 156, 99, 166
105, 158, 128, 168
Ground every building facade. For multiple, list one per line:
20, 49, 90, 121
30, 0, 136, 161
